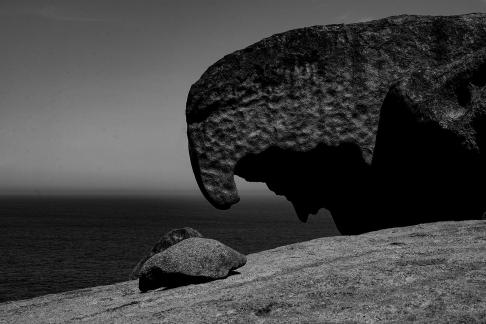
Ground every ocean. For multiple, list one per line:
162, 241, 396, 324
0, 195, 340, 303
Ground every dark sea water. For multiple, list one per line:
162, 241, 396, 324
0, 195, 340, 303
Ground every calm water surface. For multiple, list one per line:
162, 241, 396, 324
0, 195, 339, 302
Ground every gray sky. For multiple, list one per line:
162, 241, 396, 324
1, 0, 485, 195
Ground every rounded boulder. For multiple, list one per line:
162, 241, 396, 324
139, 238, 246, 292
129, 227, 203, 280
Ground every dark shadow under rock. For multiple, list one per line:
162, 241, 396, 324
372, 50, 486, 229
140, 270, 241, 292
234, 143, 374, 234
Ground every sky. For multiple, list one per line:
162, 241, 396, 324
1, 0, 485, 196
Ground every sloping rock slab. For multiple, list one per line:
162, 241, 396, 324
139, 238, 246, 292
1, 221, 485, 323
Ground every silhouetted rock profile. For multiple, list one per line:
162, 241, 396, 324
186, 14, 486, 234
139, 238, 246, 292
129, 227, 203, 280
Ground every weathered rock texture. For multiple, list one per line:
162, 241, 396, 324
139, 238, 246, 292
186, 14, 486, 233
129, 227, 203, 280
1, 221, 484, 323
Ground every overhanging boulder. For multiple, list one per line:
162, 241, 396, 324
186, 14, 486, 233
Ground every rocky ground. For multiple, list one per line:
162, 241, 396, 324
1, 220, 485, 323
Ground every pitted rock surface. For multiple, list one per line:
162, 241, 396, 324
129, 227, 203, 280
138, 238, 246, 292
186, 13, 486, 213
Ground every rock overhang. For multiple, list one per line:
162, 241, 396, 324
186, 13, 486, 231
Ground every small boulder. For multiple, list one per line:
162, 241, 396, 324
139, 237, 247, 292
129, 227, 203, 280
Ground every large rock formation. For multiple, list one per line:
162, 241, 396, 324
186, 14, 486, 234
1, 221, 484, 323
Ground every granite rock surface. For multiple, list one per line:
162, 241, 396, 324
139, 238, 246, 292
129, 227, 203, 280
1, 221, 484, 323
